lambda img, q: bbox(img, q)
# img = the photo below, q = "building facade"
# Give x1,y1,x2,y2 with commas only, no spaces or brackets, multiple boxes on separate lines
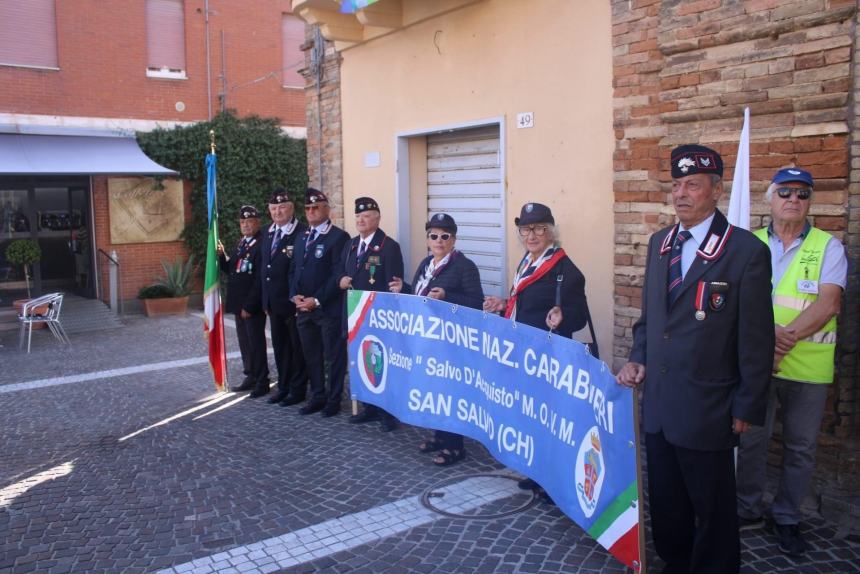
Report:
295,0,859,517
0,0,306,308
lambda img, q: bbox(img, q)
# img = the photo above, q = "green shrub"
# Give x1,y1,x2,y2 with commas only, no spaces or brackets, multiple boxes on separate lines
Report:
138,284,175,299
137,111,308,264
156,256,197,297
5,239,41,266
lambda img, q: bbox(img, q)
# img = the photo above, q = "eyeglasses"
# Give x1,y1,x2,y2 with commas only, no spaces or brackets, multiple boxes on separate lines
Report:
304,205,323,211
518,225,548,237
428,233,452,241
776,187,812,200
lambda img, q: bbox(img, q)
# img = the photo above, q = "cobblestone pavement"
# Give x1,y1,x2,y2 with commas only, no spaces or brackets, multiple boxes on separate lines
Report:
1,315,858,573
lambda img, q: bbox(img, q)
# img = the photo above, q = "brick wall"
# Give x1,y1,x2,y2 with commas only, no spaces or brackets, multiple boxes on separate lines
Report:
0,0,304,127
612,0,859,501
91,176,192,311
301,25,345,226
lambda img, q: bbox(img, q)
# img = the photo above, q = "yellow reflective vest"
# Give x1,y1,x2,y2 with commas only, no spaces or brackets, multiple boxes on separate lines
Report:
754,226,836,384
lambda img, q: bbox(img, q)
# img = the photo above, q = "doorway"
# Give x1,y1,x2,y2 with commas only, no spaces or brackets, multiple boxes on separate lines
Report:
0,176,93,305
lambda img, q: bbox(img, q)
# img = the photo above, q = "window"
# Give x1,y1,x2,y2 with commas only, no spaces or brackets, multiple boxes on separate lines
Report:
0,0,59,69
282,14,305,88
146,0,186,79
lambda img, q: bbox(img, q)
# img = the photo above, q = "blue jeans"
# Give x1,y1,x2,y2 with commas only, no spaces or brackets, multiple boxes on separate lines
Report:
736,377,829,525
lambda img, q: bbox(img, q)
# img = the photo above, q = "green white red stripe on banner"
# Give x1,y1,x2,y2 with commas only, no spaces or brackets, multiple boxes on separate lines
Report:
347,290,375,343
587,481,640,571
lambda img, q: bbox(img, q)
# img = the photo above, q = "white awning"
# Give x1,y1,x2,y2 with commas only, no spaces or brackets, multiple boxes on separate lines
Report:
0,133,177,175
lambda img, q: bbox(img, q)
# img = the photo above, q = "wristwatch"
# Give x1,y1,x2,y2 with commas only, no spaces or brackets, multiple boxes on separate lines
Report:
314,298,321,309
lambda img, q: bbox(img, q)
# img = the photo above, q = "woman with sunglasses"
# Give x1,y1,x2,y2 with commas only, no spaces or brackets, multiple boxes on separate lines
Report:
483,202,590,494
389,212,484,466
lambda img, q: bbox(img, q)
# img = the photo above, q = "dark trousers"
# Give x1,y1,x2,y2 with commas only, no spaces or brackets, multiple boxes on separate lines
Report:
296,310,346,408
363,403,398,424
434,430,463,451
234,312,269,385
646,431,739,574
269,311,307,399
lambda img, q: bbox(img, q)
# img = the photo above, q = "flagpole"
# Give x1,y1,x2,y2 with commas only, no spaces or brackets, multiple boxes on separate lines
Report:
633,390,647,574
204,130,229,393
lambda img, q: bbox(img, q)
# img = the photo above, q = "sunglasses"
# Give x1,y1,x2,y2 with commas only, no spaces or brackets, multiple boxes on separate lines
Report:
518,225,548,237
776,187,811,200
428,233,452,241
304,204,324,211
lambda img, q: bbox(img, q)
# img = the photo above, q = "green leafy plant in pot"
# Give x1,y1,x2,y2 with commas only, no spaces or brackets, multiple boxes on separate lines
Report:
138,256,197,316
5,239,42,298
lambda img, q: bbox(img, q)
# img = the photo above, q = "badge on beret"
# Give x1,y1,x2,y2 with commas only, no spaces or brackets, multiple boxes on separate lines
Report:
436,214,444,221
677,157,696,173
525,204,534,213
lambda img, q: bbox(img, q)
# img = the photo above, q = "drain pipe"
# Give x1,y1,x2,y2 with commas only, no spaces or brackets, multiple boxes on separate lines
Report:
204,0,212,120
312,26,325,190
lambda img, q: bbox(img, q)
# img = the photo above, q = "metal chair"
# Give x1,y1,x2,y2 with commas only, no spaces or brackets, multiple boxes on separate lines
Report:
18,292,71,353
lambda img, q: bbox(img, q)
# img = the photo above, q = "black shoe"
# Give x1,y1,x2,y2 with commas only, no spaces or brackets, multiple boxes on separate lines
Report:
518,478,539,490
348,410,380,424
249,384,270,399
380,418,399,432
279,395,305,407
321,404,341,417
230,378,256,392
775,523,807,556
738,515,765,531
267,392,289,404
299,401,326,415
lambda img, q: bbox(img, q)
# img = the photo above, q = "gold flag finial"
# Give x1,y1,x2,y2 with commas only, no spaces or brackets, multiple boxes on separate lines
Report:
209,130,216,154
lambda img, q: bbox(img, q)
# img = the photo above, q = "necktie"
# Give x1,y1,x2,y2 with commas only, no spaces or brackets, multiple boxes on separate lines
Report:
357,240,367,259
271,228,282,256
667,230,692,306
306,228,318,248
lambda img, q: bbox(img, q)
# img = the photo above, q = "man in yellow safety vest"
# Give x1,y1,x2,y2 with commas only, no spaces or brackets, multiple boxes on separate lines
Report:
735,167,848,557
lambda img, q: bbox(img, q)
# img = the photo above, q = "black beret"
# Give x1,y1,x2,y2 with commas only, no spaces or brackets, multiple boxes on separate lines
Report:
239,205,259,219
305,187,328,204
355,197,379,214
268,188,292,205
425,213,457,234
514,203,554,227
671,144,723,178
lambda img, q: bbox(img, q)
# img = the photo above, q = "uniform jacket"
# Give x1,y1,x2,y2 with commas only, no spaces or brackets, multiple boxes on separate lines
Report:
261,220,307,316
630,209,774,451
405,250,484,310
340,229,404,328
289,221,350,318
219,230,264,315
512,254,588,338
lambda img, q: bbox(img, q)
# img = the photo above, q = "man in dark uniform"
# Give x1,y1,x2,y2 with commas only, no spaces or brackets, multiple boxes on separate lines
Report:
338,197,405,431
290,188,350,417
617,144,774,574
218,205,269,397
261,189,308,405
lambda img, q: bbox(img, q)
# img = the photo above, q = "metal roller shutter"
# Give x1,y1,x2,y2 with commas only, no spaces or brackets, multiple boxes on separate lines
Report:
426,125,504,295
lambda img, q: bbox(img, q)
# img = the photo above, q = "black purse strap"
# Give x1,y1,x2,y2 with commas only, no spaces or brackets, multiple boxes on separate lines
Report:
552,260,599,360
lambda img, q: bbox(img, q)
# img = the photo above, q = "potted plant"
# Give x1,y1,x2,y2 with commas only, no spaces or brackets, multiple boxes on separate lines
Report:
138,255,196,316
5,239,41,299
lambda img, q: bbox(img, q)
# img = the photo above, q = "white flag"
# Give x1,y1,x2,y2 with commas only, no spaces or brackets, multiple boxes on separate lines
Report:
728,107,750,230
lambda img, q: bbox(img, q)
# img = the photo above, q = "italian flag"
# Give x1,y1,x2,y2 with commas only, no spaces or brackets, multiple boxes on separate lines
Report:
587,481,641,572
347,289,375,343
203,152,227,392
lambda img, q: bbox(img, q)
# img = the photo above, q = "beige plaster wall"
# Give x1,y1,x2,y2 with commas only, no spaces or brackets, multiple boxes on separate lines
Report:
339,0,615,355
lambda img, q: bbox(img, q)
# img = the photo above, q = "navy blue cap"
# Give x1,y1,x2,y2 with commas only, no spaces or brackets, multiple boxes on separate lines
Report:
425,213,457,234
239,205,259,219
268,188,292,205
355,197,379,214
671,144,723,178
772,168,814,187
305,187,328,205
515,203,554,226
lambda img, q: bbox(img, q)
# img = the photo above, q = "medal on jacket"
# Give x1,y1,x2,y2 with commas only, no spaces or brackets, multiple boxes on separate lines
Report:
694,280,708,321
367,255,380,285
